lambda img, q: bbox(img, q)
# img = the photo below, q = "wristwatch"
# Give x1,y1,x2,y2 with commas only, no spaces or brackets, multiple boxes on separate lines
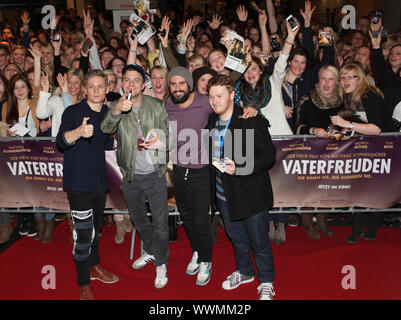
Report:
348,122,354,130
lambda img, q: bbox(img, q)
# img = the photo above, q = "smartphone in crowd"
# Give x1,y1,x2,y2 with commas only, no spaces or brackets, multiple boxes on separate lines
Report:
51,29,60,42
372,11,382,24
286,15,299,32
81,37,93,53
127,89,132,100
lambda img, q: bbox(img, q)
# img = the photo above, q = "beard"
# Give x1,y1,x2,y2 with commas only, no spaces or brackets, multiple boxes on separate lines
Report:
169,88,190,104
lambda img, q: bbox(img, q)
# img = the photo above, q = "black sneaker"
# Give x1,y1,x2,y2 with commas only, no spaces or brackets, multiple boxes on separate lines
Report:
19,219,29,236
362,227,378,241
27,221,37,237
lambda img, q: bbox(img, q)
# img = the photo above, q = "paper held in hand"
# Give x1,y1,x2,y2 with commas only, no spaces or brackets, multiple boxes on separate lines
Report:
129,5,155,45
220,29,250,73
9,123,30,137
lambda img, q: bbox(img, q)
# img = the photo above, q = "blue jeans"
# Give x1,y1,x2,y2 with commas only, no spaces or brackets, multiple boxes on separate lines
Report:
217,198,275,283
268,212,289,223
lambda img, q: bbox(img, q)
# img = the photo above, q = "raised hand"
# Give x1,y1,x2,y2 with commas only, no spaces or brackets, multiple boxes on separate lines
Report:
258,10,268,27
40,71,50,92
127,26,139,48
286,18,300,41
369,16,383,49
28,43,41,60
57,73,68,94
300,0,316,27
181,18,194,40
79,117,94,138
51,33,62,55
50,15,60,30
83,9,94,38
236,5,248,23
113,93,134,115
98,12,104,26
21,11,30,32
208,14,223,30
158,16,171,48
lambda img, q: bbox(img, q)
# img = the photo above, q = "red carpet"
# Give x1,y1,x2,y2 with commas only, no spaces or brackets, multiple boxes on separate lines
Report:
0,220,400,300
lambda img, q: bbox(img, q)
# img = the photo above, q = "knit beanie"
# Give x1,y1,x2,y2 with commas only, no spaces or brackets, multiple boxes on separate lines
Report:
192,67,217,91
168,66,193,91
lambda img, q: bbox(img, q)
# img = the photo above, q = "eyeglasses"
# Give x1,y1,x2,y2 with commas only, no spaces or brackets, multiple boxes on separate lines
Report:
112,63,125,68
107,80,116,84
339,75,358,81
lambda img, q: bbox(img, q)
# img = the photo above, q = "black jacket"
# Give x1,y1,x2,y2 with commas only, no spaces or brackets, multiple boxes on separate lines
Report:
206,104,276,221
372,48,401,132
56,100,114,193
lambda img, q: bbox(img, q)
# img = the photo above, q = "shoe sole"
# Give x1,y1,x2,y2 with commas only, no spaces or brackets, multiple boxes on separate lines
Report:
155,279,168,289
90,276,119,284
132,259,155,270
27,233,37,237
222,276,254,290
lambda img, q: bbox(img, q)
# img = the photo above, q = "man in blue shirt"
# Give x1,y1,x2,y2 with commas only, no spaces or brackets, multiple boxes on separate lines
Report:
56,70,118,300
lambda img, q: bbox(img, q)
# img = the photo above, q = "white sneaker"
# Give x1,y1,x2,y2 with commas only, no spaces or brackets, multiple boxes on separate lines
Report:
131,251,155,270
258,282,275,300
186,251,199,275
222,271,254,290
154,264,168,289
196,262,212,286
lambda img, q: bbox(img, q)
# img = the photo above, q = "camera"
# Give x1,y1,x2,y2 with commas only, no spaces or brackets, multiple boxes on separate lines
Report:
271,35,281,52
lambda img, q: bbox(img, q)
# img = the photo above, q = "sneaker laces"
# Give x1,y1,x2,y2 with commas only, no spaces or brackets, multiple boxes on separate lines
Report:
258,283,275,299
226,271,241,285
199,262,210,274
156,265,167,279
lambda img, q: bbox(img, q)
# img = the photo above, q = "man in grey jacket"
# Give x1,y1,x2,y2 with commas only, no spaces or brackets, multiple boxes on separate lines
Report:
101,64,170,289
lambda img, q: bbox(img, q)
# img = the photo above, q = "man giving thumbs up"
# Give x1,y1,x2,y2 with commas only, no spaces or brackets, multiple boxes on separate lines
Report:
56,70,118,300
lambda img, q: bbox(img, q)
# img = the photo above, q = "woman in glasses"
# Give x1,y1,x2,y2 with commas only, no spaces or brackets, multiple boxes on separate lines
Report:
107,57,126,94
331,62,384,244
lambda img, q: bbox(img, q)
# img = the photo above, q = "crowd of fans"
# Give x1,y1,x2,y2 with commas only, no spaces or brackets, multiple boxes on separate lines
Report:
0,0,400,247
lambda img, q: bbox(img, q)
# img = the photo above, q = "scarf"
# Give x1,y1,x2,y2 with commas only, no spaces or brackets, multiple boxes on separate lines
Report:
310,85,343,110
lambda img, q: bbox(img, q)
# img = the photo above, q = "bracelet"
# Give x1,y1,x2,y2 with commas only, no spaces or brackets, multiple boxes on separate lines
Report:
130,49,137,53
285,39,295,45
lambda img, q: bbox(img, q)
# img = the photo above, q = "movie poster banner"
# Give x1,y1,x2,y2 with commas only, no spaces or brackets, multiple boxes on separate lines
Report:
1,136,401,210
270,136,401,208
0,140,126,210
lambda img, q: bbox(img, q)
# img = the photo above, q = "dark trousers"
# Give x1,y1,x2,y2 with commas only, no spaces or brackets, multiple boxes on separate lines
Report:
67,190,105,287
122,173,169,266
217,198,275,283
173,165,213,262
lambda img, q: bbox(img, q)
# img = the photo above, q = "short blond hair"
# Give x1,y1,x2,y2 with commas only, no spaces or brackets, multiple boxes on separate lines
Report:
318,65,339,80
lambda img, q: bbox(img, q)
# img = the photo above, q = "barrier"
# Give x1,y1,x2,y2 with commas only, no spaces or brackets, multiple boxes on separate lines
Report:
1,134,401,214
